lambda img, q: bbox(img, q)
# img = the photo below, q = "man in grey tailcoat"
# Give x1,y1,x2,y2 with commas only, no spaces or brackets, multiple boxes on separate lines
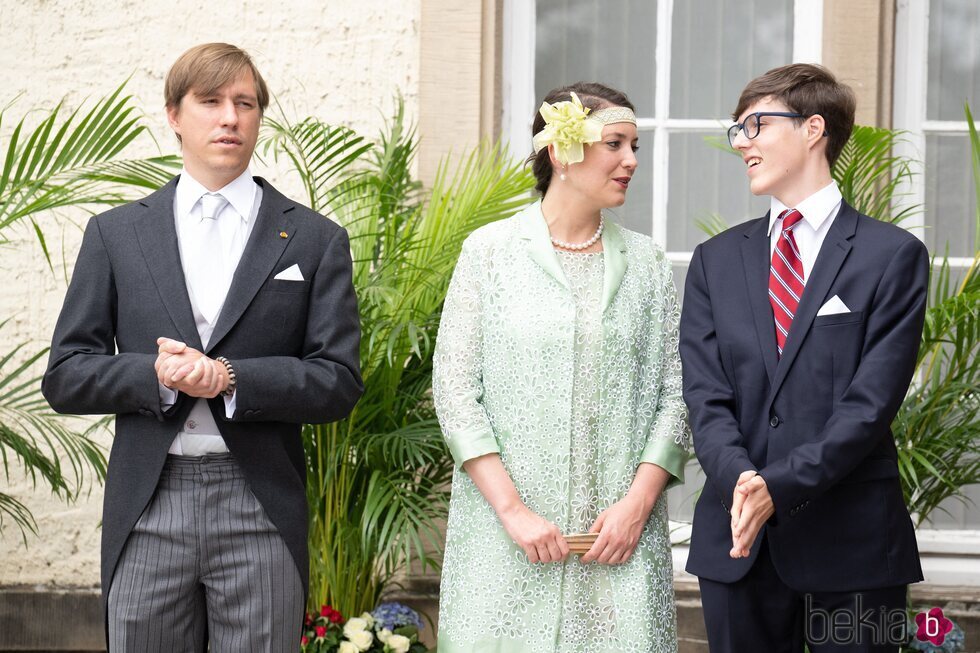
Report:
43,43,363,651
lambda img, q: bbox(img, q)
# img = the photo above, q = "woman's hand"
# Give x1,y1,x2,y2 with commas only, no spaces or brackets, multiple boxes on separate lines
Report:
498,503,569,564
581,494,651,565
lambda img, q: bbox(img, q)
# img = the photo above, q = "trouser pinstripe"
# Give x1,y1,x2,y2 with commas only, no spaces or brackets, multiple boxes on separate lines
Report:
107,453,304,652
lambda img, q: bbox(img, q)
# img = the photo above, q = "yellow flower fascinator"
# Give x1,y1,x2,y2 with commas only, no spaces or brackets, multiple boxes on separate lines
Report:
532,92,604,165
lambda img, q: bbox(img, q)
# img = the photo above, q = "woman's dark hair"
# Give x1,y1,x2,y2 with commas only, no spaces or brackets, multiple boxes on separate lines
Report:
527,82,634,195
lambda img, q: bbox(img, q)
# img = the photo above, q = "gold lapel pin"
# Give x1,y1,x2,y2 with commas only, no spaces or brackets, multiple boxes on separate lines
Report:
279,231,288,239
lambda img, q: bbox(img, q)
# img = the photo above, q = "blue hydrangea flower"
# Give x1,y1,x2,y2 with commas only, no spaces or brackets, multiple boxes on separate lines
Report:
372,602,424,632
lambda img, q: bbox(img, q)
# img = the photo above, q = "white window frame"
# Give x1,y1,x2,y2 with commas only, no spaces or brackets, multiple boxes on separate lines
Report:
894,0,978,269
502,0,824,267
893,0,980,558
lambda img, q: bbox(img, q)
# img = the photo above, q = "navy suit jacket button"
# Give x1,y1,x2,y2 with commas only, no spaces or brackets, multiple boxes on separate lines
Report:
769,416,780,428
138,408,152,417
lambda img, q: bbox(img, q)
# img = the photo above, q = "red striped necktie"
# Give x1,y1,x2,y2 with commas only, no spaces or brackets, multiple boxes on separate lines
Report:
769,209,805,357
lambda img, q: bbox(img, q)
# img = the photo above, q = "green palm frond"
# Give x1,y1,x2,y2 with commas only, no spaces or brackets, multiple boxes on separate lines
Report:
271,99,535,615
832,125,918,224
694,213,730,238
259,109,374,214
893,104,980,525
0,82,176,541
968,104,980,250
0,82,180,263
0,324,107,542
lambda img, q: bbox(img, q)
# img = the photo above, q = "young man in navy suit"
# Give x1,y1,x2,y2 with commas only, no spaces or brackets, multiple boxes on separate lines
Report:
680,64,927,652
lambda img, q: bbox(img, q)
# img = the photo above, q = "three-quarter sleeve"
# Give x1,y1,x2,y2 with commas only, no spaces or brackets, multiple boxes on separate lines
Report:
640,251,691,488
433,239,500,466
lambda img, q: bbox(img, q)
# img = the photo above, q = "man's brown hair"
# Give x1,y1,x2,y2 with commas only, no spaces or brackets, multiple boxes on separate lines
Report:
733,63,855,167
165,43,270,114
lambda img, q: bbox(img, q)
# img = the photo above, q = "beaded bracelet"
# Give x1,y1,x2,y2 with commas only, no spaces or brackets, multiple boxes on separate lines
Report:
216,356,237,397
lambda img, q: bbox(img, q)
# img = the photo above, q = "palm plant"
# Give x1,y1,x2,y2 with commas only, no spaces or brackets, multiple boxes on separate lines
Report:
0,83,180,539
262,102,536,616
894,106,980,525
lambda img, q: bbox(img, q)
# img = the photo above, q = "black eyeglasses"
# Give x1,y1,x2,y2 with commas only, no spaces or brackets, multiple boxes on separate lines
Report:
727,112,804,148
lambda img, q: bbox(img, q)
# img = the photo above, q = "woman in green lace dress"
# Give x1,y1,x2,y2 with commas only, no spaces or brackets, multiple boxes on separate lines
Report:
433,82,690,653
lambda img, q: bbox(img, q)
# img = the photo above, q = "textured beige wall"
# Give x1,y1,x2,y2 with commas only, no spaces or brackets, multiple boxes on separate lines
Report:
418,0,500,184
823,0,894,127
0,0,420,586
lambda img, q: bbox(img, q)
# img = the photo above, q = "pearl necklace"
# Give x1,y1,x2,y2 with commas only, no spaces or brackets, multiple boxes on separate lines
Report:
551,214,604,251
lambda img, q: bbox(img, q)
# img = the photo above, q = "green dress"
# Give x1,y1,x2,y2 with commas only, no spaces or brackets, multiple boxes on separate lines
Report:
433,202,689,653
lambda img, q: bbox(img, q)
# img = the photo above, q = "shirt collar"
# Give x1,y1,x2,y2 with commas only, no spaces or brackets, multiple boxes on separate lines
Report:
767,181,843,236
175,168,258,223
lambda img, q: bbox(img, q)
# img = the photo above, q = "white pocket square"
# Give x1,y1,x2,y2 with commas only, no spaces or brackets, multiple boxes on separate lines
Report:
817,294,850,316
273,264,305,281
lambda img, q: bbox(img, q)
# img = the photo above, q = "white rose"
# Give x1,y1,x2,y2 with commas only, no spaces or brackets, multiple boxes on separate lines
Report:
377,628,393,644
339,642,359,653
348,630,374,651
387,634,411,653
343,617,369,637
359,612,375,629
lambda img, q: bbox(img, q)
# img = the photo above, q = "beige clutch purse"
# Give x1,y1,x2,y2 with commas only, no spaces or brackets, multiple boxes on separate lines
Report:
565,533,598,555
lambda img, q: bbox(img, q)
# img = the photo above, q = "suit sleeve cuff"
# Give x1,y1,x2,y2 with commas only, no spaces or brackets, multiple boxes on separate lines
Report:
158,383,177,410
223,391,237,419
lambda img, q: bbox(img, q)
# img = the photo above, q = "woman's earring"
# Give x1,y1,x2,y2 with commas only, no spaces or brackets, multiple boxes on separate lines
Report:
559,166,567,181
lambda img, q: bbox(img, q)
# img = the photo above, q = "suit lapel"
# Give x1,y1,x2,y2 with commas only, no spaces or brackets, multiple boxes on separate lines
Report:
740,215,777,383
206,178,296,353
767,202,857,403
600,220,628,314
133,177,204,351
519,202,569,290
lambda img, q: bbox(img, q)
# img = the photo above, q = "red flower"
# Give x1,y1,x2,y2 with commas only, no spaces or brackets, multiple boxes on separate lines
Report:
328,610,343,624
315,625,327,639
320,605,333,617
305,612,313,626
915,607,954,646
300,635,310,646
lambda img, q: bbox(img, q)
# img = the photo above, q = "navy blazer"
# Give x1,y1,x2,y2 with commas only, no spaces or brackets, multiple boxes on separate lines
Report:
680,201,926,592
42,177,363,620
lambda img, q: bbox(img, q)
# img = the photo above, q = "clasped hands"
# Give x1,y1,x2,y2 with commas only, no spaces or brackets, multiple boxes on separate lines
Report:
499,493,650,566
154,337,229,399
729,470,775,559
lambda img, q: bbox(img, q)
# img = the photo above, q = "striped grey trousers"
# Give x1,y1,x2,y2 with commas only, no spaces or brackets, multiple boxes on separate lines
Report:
107,453,304,652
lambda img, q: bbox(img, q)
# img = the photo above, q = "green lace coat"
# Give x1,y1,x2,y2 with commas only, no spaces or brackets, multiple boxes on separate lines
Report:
433,202,690,652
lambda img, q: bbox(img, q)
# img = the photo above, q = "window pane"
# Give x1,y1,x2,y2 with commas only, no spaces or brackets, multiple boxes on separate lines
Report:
927,0,980,121
924,133,978,258
535,0,657,115
670,0,793,119
924,485,980,529
666,132,768,251
608,131,654,236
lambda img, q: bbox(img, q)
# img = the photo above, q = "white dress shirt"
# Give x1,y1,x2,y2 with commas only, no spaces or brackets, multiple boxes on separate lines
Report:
768,181,843,281
161,168,262,456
